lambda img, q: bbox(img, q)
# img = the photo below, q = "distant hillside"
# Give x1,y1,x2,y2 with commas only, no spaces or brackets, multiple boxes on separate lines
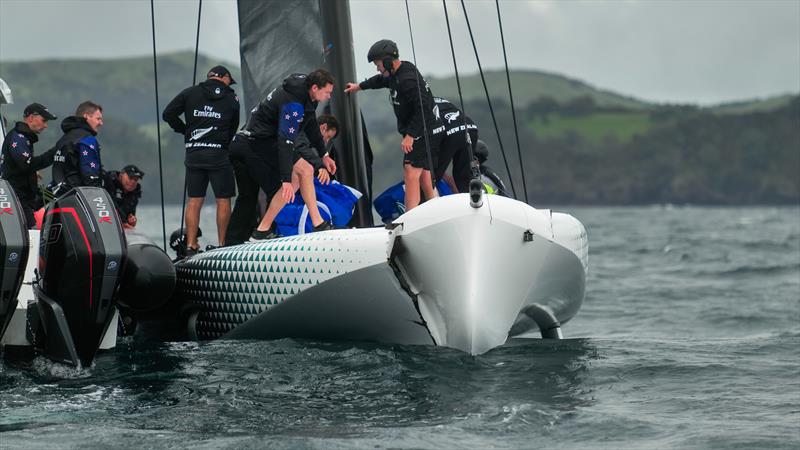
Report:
1,52,797,205
0,52,242,126
428,70,651,110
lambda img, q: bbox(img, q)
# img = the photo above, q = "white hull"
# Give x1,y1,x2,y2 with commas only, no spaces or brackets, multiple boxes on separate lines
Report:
176,194,588,355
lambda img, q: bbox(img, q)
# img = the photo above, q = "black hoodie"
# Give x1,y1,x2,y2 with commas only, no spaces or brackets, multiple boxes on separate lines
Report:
359,61,443,138
51,116,102,189
239,74,327,182
162,78,240,168
1,121,57,209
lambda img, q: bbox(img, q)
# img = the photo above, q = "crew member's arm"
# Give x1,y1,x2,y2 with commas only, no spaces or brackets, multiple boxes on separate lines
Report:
344,74,389,93
76,137,103,187
277,101,305,183
3,133,35,172
28,145,58,171
229,94,240,142
359,74,390,90
162,89,188,135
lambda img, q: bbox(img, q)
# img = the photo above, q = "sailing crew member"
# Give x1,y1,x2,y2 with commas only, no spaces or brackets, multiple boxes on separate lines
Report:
162,65,240,255
227,70,336,243
473,140,510,197
433,96,479,193
344,39,444,211
50,101,105,195
0,103,58,228
103,164,144,228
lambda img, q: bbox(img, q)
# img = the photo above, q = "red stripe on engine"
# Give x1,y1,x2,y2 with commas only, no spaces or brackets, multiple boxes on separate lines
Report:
47,208,93,308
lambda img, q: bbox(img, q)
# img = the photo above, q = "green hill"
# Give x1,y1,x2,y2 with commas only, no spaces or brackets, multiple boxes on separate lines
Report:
1,52,797,205
428,70,651,110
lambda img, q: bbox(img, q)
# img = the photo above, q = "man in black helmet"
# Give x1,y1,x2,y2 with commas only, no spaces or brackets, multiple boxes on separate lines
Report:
344,39,444,212
162,65,240,254
0,102,58,228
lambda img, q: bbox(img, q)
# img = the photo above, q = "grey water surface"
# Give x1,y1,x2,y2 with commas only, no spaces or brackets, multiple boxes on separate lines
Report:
1,206,798,449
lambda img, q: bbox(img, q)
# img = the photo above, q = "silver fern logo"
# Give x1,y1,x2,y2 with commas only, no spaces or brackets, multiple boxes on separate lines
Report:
190,126,215,141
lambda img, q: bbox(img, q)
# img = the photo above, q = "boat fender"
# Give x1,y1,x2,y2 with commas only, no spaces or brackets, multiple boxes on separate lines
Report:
0,180,29,342
117,243,176,313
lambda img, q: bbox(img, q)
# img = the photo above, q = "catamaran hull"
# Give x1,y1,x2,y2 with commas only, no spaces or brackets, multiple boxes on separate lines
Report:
174,194,588,355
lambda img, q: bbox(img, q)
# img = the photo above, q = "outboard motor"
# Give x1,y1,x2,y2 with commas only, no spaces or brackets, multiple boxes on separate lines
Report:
0,180,29,341
33,187,126,367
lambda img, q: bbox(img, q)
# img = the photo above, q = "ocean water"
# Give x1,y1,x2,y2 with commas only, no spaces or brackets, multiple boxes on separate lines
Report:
1,206,798,449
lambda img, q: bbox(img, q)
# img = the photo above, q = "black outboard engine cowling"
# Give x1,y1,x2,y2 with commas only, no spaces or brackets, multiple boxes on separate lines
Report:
0,180,29,342
35,187,126,367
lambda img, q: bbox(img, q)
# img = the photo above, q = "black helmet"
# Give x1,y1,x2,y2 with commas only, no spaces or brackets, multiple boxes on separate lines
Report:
367,39,399,63
169,227,202,256
473,140,489,164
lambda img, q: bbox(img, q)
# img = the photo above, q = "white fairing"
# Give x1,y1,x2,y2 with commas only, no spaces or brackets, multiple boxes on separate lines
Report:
391,194,587,354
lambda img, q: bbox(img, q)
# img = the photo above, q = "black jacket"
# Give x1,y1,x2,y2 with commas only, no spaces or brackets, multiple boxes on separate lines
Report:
162,79,240,168
0,122,56,209
360,61,443,138
103,170,141,219
51,116,103,191
433,97,477,137
239,74,327,181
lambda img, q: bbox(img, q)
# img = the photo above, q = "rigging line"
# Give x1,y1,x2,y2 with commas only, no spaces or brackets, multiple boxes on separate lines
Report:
150,0,167,251
179,0,203,243
459,0,517,200
404,0,436,192
442,0,479,181
495,0,528,204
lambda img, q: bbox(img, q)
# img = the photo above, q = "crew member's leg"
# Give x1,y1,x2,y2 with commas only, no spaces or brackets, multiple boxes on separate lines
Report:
403,163,422,211
184,167,209,251
293,158,327,228
420,169,437,201
208,163,236,246
452,128,477,193
227,138,260,245
249,144,283,241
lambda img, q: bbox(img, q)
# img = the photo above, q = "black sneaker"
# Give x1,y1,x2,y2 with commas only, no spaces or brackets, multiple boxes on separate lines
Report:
249,226,279,242
185,246,200,257
312,220,332,232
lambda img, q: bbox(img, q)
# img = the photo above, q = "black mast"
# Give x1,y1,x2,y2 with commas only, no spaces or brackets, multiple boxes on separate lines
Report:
319,0,374,227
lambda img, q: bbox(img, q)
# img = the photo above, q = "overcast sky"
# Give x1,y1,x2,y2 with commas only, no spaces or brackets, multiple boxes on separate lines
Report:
0,0,798,105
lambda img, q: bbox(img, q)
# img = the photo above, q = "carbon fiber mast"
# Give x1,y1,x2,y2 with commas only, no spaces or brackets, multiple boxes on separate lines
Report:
320,0,374,227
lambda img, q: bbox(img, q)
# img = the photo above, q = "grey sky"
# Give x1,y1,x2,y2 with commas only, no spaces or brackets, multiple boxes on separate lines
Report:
0,0,798,105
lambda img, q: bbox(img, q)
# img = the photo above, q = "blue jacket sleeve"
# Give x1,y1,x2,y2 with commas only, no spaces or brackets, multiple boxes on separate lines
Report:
277,101,304,182
77,136,103,187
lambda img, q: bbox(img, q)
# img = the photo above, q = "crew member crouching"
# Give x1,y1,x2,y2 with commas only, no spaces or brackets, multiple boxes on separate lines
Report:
104,164,144,228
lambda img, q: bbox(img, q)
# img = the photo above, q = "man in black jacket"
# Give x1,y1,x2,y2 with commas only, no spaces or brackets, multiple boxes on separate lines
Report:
50,101,105,194
163,65,240,253
345,39,444,211
433,96,479,193
227,69,336,243
0,103,58,228
103,164,144,228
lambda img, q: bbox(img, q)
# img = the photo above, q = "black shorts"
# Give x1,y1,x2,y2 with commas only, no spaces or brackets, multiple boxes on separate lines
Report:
228,136,282,198
436,126,478,191
186,165,236,198
403,126,444,170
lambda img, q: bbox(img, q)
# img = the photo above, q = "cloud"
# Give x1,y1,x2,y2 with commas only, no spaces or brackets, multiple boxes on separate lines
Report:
1,0,798,104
